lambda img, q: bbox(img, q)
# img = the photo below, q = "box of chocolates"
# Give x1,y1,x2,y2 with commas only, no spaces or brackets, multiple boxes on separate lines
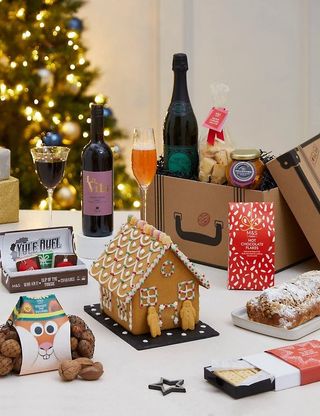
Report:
0,226,88,293
204,340,320,399
228,202,275,290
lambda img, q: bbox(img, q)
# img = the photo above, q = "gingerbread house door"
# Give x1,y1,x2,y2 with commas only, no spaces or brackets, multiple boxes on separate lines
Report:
158,301,179,329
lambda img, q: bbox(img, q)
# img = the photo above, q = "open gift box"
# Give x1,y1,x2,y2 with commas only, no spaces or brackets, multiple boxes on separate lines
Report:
146,174,313,271
0,226,88,293
204,340,320,399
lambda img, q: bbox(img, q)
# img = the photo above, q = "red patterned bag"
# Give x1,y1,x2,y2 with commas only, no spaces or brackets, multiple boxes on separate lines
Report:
228,202,275,290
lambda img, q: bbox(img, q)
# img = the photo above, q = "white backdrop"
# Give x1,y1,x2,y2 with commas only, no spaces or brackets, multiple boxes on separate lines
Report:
81,0,320,159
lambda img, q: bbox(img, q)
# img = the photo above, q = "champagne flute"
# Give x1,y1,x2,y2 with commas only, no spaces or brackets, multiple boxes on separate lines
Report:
132,128,157,221
30,146,70,226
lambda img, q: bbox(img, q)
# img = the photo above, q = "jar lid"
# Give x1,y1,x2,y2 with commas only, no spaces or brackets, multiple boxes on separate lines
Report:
231,149,261,160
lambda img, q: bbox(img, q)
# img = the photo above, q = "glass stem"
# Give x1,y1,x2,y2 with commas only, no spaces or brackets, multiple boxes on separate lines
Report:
140,186,148,221
47,188,54,227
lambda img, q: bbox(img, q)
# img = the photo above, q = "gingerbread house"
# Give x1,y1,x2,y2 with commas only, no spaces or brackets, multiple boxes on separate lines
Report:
90,216,210,336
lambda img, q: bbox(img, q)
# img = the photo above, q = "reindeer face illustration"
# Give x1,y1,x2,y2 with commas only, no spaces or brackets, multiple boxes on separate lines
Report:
18,317,66,361
12,296,71,375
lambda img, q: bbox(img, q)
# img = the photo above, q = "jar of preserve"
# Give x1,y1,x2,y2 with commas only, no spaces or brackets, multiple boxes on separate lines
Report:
226,149,264,189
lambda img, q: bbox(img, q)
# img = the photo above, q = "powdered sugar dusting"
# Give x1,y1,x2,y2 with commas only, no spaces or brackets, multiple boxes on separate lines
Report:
247,271,320,328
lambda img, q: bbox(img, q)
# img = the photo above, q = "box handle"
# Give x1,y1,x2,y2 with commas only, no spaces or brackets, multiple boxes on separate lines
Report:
174,212,223,246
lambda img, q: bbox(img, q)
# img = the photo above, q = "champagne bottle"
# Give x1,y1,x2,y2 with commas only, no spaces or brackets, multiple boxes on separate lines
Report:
163,53,198,178
81,104,113,237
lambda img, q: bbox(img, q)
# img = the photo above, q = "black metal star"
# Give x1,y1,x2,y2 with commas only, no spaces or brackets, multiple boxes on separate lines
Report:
148,378,186,396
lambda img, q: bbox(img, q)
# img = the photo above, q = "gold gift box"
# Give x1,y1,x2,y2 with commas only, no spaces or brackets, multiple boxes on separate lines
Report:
0,176,19,224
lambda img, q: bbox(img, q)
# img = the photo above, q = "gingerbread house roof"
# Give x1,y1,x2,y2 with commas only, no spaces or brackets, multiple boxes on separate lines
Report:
90,216,210,304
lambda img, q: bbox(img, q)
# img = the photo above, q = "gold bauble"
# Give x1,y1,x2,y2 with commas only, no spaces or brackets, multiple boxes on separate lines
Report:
61,121,81,141
55,184,77,208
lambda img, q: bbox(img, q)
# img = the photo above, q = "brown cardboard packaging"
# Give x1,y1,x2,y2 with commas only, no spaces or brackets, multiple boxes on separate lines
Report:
267,133,320,262
0,176,19,224
146,174,312,270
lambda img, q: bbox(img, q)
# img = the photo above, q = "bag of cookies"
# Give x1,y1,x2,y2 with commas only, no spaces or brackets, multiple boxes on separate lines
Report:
199,83,234,184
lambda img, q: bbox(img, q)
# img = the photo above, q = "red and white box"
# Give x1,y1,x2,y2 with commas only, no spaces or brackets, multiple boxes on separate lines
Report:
205,340,320,399
244,340,320,390
228,202,275,290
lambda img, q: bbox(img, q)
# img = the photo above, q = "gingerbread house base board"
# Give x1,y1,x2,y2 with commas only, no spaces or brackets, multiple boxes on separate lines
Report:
84,304,219,350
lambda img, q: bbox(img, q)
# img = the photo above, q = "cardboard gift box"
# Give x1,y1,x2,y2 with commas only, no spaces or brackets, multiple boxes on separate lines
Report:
268,133,320,263
0,176,19,224
0,226,88,293
8,294,71,375
146,174,312,271
205,339,320,399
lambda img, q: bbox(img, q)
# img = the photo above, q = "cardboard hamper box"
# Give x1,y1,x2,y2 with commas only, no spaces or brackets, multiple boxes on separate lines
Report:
0,226,88,293
268,132,320,264
146,174,313,271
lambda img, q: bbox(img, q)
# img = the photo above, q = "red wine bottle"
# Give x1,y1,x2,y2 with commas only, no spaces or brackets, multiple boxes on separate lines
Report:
163,53,198,178
81,104,113,237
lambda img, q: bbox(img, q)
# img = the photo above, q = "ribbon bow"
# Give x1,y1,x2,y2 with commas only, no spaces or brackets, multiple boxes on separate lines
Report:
207,129,225,145
240,216,262,231
39,253,52,266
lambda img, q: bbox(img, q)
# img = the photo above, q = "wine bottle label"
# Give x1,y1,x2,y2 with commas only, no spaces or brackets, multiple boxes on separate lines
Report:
169,101,192,116
229,161,256,187
164,145,198,177
82,170,113,216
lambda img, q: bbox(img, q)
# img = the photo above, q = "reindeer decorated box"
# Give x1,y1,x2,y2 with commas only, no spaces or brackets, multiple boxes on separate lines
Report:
146,174,313,271
0,227,88,293
8,294,71,375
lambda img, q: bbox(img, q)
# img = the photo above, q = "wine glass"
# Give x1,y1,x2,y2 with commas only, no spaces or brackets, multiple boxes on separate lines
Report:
131,128,157,221
30,146,70,226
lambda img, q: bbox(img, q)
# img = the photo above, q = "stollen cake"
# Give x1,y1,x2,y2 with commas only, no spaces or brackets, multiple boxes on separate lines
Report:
246,271,320,329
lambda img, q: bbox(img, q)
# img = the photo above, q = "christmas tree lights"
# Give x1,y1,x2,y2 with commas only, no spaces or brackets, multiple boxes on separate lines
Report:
0,0,139,210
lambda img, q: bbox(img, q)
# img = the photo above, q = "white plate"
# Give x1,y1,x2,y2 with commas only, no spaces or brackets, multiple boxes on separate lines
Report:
231,307,320,340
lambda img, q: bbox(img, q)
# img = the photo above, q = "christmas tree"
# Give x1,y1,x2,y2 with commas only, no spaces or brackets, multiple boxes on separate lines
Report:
0,0,139,210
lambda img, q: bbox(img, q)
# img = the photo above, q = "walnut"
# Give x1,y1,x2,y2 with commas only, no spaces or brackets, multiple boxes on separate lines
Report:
1,339,21,358
0,355,13,376
58,360,81,381
81,329,95,344
78,363,103,381
70,337,78,351
71,324,84,339
78,340,94,358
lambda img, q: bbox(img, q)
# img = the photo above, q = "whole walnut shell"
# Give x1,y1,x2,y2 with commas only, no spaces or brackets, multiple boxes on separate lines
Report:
59,360,81,381
5,330,19,342
0,333,5,348
1,339,21,358
71,324,84,339
78,340,94,358
69,315,86,331
81,329,95,344
78,363,103,381
0,355,13,376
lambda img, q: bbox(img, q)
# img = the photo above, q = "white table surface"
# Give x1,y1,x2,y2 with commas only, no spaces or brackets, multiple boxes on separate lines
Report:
0,210,319,416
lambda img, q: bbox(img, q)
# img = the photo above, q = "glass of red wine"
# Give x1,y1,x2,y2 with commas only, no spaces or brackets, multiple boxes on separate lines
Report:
30,146,70,225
